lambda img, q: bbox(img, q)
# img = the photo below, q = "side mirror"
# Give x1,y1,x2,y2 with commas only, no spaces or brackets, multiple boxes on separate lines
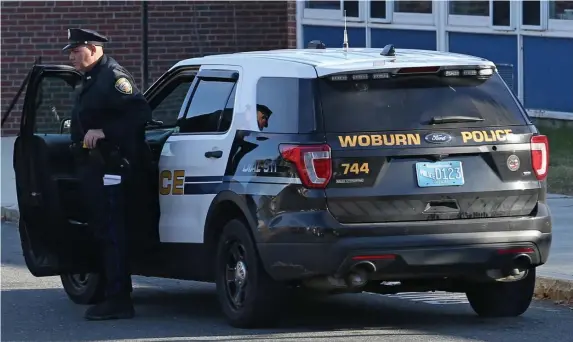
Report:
60,118,71,134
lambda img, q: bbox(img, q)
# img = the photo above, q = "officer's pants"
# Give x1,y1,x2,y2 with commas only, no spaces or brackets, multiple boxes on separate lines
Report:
78,163,132,298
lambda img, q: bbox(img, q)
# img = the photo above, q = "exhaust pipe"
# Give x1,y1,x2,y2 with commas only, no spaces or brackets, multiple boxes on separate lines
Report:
512,254,532,271
346,261,376,288
351,261,377,273
487,254,533,282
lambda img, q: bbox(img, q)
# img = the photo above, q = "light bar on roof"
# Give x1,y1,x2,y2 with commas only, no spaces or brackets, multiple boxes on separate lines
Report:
444,70,460,77
479,68,493,76
327,66,495,81
372,72,390,79
352,74,369,80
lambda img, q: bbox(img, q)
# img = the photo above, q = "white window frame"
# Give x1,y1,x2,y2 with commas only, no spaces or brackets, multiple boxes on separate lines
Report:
490,0,516,31
391,0,435,26
519,0,548,31
302,0,365,22
447,0,491,28
547,0,573,32
367,0,393,24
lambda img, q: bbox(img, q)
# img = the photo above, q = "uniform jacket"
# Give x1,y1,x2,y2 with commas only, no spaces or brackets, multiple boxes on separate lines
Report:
70,54,152,163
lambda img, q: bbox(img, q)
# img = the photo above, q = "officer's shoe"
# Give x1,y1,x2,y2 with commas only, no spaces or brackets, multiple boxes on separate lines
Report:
84,294,135,321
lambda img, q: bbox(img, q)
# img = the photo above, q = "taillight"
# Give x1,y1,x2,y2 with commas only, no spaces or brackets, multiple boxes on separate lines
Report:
279,144,332,189
397,66,440,74
530,135,549,180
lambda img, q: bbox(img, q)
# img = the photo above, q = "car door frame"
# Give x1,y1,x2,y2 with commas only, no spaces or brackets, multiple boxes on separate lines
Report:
157,64,242,245
14,64,87,277
13,63,200,277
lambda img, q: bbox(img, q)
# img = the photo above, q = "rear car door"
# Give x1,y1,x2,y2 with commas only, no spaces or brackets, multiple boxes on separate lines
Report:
317,66,548,225
158,66,240,243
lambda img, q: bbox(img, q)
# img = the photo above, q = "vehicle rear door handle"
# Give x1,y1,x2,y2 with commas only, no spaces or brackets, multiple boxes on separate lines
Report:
205,150,223,159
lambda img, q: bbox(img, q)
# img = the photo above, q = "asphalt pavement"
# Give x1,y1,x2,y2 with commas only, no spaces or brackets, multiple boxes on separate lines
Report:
2,222,572,342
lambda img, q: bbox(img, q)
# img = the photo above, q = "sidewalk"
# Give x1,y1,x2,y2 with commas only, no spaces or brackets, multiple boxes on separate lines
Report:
2,136,572,302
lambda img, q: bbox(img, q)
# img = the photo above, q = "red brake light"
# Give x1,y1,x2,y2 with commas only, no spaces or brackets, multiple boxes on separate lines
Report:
397,66,440,74
279,144,332,189
530,135,549,181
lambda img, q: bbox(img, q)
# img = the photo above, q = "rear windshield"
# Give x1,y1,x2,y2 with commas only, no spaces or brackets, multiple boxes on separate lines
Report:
318,73,528,133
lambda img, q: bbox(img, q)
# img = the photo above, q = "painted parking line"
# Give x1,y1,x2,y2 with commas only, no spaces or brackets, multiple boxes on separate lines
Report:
366,291,470,305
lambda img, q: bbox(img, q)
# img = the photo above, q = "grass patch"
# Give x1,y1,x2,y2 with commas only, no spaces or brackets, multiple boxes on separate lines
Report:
538,125,573,196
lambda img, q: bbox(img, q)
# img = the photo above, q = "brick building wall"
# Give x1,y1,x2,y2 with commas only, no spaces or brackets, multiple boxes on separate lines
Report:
0,0,297,136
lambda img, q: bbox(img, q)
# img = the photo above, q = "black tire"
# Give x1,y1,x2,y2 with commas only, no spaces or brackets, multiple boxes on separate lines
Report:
465,267,536,317
60,273,106,305
215,219,284,328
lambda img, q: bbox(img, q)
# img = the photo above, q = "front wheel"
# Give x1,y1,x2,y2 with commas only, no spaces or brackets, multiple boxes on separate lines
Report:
465,267,536,317
60,273,106,305
215,219,284,328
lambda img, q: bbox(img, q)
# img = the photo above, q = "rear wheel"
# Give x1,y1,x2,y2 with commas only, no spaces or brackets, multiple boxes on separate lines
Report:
60,273,106,305
215,219,284,328
465,267,536,317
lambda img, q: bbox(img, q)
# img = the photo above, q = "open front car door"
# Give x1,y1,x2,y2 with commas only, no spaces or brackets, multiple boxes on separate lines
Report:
12,64,103,277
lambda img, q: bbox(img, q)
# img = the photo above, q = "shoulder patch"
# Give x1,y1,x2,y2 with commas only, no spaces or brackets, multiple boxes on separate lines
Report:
114,77,133,95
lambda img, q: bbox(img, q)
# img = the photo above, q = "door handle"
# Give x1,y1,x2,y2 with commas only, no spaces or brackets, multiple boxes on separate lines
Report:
205,150,223,159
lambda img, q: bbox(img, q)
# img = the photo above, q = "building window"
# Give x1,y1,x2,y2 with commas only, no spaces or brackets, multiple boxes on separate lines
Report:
391,0,434,25
343,0,359,17
449,0,489,16
550,1,573,20
492,0,511,27
303,0,363,20
394,1,432,14
548,0,573,31
522,0,541,26
447,0,490,27
370,0,387,19
305,1,339,10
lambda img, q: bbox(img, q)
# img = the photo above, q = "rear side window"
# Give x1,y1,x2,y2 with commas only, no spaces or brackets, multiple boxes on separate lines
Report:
318,72,528,133
255,77,316,133
179,78,236,134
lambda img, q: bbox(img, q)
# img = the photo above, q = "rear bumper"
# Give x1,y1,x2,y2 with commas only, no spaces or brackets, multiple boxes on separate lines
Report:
257,203,552,281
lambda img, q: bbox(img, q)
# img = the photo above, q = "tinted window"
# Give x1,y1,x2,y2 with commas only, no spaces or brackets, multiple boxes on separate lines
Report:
219,84,236,132
34,76,77,134
153,78,193,127
318,73,528,133
179,78,236,133
255,77,315,133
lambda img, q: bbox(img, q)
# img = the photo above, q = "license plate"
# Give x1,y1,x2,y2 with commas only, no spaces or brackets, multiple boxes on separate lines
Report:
415,161,465,187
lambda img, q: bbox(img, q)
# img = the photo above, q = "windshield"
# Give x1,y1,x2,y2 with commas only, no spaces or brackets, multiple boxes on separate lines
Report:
318,73,528,133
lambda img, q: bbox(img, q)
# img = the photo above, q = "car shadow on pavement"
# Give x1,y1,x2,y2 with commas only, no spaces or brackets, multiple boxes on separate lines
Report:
1,285,548,342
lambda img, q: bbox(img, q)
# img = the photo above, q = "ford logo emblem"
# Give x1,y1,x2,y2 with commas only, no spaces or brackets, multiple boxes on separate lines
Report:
425,132,452,144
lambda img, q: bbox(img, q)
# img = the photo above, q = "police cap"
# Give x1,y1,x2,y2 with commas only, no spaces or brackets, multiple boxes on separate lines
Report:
62,28,108,51
256,104,272,117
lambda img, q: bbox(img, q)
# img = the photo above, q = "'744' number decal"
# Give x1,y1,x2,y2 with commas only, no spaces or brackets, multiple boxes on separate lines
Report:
340,162,370,175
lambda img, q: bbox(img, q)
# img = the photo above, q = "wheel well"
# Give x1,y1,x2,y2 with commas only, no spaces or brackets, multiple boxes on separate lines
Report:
204,200,251,261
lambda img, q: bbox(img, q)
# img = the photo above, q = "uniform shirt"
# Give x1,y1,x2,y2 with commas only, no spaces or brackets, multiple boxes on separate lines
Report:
70,54,151,160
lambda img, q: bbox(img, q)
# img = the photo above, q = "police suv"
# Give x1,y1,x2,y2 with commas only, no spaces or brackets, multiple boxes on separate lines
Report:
13,42,552,328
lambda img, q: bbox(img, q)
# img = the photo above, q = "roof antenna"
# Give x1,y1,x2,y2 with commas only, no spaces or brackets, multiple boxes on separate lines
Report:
343,10,349,52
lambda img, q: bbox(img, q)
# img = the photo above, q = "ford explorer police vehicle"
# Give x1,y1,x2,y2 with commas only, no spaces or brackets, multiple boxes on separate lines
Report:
12,42,551,328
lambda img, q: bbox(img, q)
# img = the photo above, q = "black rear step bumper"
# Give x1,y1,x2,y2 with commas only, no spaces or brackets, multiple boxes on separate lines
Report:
257,203,552,282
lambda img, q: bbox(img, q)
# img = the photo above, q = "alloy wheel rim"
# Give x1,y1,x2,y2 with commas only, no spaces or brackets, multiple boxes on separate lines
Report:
224,240,248,309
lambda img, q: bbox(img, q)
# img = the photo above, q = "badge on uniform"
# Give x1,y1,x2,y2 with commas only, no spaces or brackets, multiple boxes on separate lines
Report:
114,77,133,95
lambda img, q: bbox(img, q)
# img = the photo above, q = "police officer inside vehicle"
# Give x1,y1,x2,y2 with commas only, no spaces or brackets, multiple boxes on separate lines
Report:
63,28,152,320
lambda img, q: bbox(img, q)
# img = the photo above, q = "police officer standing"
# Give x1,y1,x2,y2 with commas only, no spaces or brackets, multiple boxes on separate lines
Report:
63,28,152,320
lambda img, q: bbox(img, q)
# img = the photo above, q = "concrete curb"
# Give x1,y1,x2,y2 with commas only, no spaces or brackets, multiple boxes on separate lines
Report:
534,276,573,304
